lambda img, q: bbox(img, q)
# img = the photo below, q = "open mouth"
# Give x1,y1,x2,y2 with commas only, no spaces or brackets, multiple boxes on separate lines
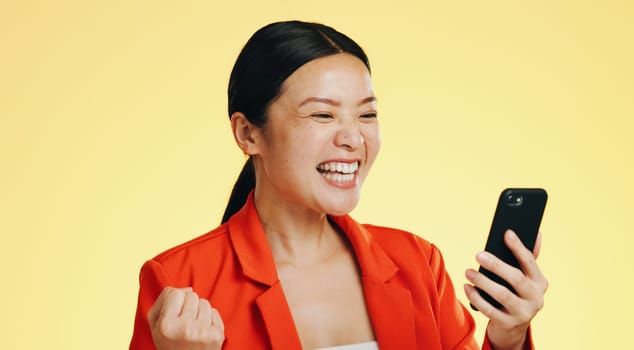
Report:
316,161,359,183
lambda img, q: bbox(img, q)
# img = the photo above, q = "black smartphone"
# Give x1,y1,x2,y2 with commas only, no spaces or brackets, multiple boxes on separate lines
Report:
472,188,548,310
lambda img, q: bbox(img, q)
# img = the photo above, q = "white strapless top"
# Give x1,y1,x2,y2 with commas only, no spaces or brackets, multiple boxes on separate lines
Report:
315,341,379,350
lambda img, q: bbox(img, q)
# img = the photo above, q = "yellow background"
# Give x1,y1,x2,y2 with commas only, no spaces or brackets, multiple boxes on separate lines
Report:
1,0,632,348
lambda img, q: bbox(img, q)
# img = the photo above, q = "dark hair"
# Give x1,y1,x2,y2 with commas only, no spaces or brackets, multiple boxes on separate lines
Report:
222,20,370,223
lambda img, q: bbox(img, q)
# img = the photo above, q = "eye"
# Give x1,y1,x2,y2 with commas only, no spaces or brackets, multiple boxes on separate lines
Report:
360,112,378,120
311,113,333,119
310,113,334,122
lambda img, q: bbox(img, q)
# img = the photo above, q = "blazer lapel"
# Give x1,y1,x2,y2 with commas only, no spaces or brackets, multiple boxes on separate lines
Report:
228,193,302,349
256,282,303,350
363,279,417,349
330,215,418,349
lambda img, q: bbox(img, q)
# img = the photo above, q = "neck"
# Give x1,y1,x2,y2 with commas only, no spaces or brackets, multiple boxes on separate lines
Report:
253,188,344,267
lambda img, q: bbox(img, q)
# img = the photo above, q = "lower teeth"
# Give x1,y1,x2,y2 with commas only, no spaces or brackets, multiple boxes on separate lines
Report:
321,172,354,182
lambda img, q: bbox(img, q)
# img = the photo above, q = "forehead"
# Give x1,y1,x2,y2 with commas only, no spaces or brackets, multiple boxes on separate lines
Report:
279,53,374,104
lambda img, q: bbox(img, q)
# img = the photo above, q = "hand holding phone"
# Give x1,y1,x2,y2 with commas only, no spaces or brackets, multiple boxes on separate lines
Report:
472,188,548,310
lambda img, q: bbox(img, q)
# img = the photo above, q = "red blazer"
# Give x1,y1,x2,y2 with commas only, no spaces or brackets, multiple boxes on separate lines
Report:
130,193,532,349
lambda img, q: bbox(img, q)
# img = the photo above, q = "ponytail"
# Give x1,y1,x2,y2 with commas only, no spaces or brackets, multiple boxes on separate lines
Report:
222,157,255,223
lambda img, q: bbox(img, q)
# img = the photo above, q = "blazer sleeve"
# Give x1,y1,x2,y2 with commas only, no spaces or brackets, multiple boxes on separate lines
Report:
481,326,534,350
129,259,176,350
428,244,534,350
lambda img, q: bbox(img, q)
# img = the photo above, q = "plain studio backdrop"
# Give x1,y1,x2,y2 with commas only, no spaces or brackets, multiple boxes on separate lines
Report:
1,1,632,348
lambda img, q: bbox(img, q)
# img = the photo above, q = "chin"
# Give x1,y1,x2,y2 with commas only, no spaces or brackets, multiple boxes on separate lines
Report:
321,195,360,216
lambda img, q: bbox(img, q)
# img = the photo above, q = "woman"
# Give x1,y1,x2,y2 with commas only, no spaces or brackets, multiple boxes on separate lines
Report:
130,20,547,350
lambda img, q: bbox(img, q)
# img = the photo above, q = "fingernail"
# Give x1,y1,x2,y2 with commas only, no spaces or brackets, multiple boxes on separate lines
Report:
476,252,490,264
465,269,476,280
506,229,517,240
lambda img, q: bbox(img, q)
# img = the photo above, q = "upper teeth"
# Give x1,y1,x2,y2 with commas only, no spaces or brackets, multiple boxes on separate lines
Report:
317,161,359,174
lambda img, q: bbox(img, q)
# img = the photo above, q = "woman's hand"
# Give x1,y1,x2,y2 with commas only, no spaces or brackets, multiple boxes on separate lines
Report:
464,230,548,350
148,287,225,350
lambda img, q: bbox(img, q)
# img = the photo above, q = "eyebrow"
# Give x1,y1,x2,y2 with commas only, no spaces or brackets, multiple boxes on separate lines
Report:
298,96,377,107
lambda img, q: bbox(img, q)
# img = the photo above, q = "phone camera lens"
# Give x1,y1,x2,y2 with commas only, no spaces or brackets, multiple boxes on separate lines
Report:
507,194,523,206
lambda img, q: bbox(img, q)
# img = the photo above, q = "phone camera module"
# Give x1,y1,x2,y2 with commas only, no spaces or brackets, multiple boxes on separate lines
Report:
507,194,523,206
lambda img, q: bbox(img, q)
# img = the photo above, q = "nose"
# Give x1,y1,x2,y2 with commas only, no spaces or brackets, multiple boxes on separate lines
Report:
334,121,364,150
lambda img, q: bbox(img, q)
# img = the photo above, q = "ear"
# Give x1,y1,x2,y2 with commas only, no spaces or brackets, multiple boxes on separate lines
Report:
231,112,263,155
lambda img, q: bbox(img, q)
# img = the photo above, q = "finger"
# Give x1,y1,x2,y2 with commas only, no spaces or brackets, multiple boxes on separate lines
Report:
197,298,212,325
463,283,511,323
180,290,200,318
533,231,543,259
161,288,187,319
148,287,173,325
465,267,523,311
210,307,225,333
504,230,543,281
475,250,532,296
476,249,544,302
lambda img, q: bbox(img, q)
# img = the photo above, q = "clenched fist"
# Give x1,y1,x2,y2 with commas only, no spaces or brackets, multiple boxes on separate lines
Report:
148,287,225,350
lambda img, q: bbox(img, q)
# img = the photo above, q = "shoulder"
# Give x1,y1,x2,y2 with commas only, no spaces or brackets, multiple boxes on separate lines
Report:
360,223,447,274
362,223,436,257
142,223,233,284
154,223,230,262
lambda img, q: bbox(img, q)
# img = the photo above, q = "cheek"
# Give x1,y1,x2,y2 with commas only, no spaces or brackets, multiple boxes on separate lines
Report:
364,125,381,159
292,124,330,152
272,126,319,167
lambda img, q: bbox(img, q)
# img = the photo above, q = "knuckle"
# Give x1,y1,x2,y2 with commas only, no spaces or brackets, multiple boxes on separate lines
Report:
507,270,525,287
170,288,184,298
200,298,211,308
542,277,550,292
536,296,545,311
480,302,496,317
208,331,225,344
165,287,181,297
182,321,202,341
157,319,175,337
518,308,533,323
496,287,515,305
518,244,533,258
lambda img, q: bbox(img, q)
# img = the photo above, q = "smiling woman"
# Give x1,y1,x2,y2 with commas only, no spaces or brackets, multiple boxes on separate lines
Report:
129,20,547,350
220,21,373,224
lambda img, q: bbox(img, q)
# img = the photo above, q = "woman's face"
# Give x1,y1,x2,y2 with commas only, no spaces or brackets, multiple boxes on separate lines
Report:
253,53,380,216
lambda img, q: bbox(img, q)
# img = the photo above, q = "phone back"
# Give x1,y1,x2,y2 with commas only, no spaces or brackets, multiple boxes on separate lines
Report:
485,188,547,267
478,188,548,309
